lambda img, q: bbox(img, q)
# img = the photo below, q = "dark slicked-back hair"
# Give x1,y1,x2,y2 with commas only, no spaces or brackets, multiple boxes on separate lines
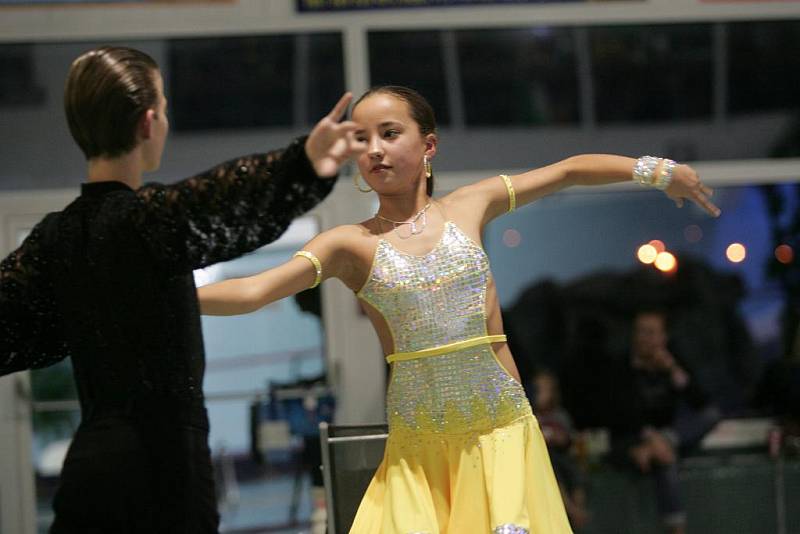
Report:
354,86,437,196
64,46,159,160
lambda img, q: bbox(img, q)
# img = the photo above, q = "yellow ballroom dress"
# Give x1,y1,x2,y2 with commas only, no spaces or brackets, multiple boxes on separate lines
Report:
350,221,572,534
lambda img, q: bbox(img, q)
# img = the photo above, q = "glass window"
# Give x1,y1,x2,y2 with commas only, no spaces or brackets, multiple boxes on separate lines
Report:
457,27,580,126
197,216,327,530
307,33,346,124
197,217,327,455
31,363,80,532
485,184,781,417
0,44,45,107
168,32,345,130
169,35,294,130
728,20,800,116
590,24,713,123
368,31,451,125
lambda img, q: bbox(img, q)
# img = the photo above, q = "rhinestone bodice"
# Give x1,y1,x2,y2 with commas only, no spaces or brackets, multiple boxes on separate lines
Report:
358,222,530,435
358,221,489,353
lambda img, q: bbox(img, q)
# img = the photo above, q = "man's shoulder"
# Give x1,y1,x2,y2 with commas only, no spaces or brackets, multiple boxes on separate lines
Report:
54,189,143,236
31,210,64,237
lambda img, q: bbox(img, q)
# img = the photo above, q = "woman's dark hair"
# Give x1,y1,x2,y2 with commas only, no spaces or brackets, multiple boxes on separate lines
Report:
354,86,437,195
64,46,159,160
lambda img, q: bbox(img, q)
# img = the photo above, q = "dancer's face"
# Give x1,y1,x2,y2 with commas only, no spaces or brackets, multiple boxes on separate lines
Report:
352,93,435,195
141,70,169,172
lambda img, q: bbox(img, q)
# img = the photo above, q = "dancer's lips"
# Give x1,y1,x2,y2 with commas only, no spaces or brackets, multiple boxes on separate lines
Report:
370,164,391,173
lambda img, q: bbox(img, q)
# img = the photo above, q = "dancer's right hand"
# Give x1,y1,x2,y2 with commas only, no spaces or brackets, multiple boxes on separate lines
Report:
665,163,721,217
305,92,367,177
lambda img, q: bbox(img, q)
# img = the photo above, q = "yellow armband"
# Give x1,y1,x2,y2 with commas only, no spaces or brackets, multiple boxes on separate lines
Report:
500,174,516,213
294,251,322,289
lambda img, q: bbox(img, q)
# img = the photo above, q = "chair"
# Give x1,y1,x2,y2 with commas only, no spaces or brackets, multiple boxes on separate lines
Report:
319,423,389,534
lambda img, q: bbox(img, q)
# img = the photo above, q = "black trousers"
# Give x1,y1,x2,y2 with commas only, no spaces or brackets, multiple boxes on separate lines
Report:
50,416,219,534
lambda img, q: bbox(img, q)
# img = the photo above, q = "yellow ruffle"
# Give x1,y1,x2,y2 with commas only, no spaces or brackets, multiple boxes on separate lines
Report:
349,414,573,534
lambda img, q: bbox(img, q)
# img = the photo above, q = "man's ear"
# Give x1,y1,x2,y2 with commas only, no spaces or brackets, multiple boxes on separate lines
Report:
139,109,156,140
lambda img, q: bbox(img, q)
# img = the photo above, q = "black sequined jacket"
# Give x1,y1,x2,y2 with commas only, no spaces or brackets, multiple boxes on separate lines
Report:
0,138,334,531
0,136,332,425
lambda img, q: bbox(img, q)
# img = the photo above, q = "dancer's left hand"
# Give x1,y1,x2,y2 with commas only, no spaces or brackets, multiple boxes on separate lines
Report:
665,164,721,217
305,92,367,177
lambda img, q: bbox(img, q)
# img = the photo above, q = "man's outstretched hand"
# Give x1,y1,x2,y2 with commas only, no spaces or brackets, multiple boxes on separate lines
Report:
305,92,366,177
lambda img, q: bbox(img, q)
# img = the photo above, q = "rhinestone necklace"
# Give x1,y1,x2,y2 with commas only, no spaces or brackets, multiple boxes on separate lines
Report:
375,202,432,238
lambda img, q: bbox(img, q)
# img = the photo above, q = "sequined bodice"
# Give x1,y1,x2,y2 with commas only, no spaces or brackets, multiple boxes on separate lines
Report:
358,221,489,352
358,222,530,436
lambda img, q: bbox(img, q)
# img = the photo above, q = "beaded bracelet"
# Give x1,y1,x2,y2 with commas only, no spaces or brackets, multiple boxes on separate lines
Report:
633,156,660,186
653,158,676,190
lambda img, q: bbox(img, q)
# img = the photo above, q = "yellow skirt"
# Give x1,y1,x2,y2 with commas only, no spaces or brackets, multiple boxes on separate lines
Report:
349,413,573,534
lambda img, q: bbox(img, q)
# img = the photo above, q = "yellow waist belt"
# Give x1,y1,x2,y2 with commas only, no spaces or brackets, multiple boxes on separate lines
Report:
385,334,507,364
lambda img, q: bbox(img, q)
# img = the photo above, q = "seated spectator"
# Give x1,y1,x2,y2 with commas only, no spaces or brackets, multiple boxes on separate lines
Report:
533,370,589,529
755,323,800,458
608,309,720,534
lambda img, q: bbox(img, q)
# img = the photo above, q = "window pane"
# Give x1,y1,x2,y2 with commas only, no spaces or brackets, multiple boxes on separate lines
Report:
0,44,45,107
457,27,579,126
307,33,345,124
169,35,295,130
728,20,800,115
590,24,713,123
368,31,450,125
484,184,779,418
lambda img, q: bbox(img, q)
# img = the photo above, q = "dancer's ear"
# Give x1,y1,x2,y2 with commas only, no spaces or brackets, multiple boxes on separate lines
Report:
424,133,438,158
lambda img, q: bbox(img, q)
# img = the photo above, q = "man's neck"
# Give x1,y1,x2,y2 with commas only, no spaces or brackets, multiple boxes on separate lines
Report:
87,151,144,190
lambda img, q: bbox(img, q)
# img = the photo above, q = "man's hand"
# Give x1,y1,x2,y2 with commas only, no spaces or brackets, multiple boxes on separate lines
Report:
305,92,367,177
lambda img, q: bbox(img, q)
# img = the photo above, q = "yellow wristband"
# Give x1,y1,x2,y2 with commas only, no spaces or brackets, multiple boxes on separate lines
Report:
500,174,516,213
294,251,322,289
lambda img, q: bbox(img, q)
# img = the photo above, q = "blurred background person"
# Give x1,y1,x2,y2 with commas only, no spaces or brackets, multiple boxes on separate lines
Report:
608,309,720,534
532,369,589,530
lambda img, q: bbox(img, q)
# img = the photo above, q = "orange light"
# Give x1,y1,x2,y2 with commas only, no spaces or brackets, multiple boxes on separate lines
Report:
502,228,521,248
648,240,666,253
775,244,794,264
684,225,703,243
654,251,677,272
726,243,746,263
637,244,658,264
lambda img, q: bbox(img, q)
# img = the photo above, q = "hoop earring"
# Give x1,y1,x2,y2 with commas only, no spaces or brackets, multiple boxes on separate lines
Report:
424,155,432,179
353,174,373,193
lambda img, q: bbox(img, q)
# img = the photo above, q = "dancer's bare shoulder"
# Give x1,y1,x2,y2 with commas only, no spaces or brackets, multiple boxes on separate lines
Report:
310,223,381,292
438,183,494,238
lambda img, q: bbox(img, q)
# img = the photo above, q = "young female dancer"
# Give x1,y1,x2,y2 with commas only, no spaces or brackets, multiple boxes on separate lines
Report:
198,86,720,534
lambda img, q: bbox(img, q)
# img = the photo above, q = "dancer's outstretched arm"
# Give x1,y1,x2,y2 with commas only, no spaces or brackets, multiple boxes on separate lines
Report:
198,228,347,316
455,155,721,226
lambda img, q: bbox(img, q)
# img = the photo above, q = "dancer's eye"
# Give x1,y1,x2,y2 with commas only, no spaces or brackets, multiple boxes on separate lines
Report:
383,130,399,139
